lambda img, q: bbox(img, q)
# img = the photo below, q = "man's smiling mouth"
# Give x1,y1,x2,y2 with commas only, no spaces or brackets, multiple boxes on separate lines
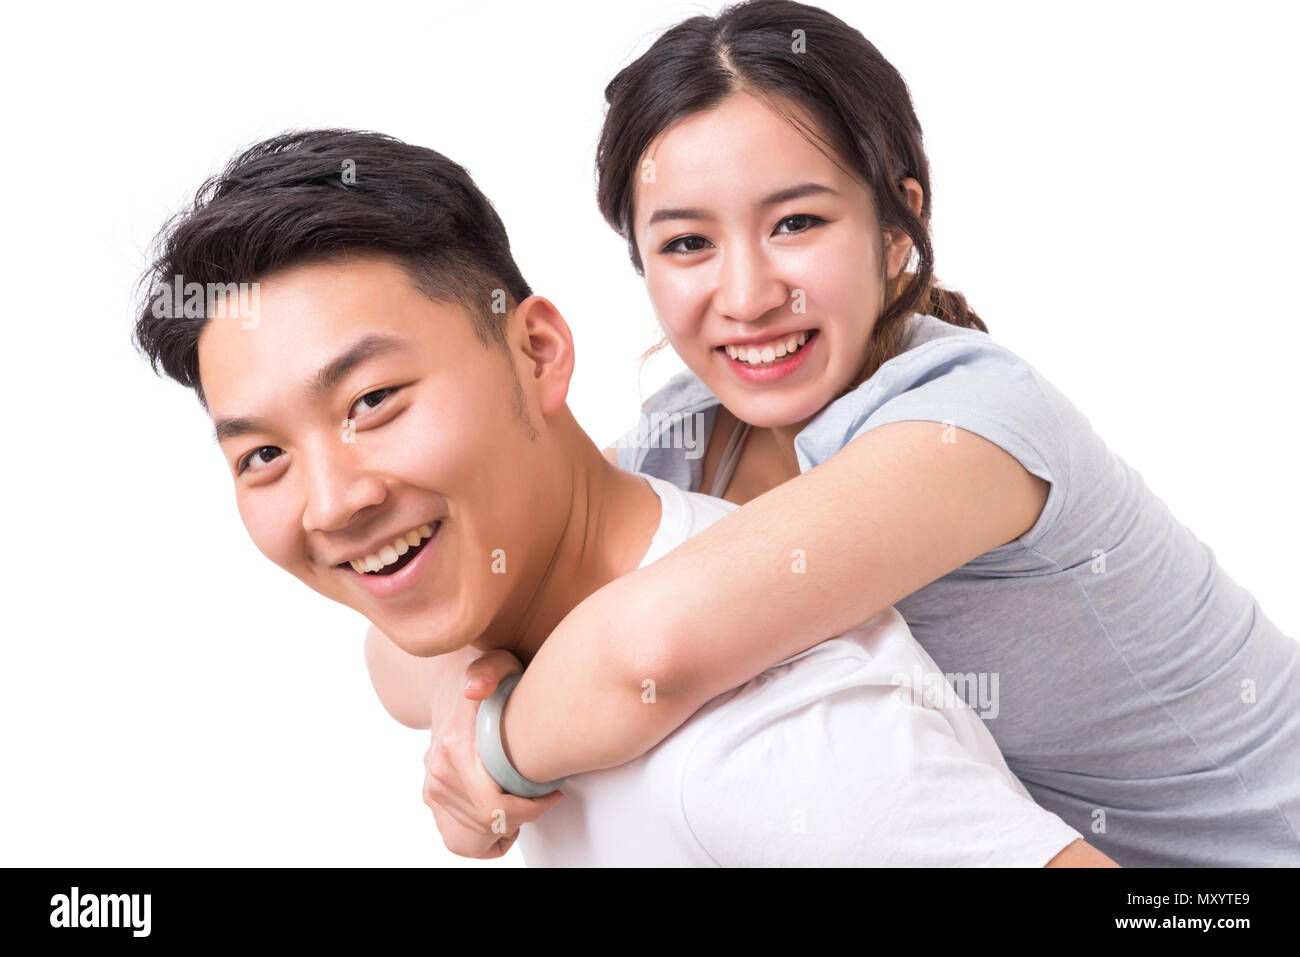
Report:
337,520,440,575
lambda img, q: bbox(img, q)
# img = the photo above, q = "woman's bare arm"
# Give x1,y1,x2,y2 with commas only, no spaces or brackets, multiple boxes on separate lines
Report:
500,419,1050,782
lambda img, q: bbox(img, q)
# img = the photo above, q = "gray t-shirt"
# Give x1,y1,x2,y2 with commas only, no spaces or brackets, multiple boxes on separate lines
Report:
617,311,1300,866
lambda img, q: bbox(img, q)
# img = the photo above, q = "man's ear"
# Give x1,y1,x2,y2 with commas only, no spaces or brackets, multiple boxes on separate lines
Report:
513,295,574,417
884,177,925,280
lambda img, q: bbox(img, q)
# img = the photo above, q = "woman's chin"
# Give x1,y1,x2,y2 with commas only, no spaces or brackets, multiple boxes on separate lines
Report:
719,388,838,431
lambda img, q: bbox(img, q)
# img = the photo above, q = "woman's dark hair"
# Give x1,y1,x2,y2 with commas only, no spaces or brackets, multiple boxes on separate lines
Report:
595,0,985,387
132,129,532,410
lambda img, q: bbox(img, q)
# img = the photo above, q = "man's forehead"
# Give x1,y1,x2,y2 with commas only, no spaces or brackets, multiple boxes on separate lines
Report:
207,331,416,442
198,259,459,435
199,256,469,385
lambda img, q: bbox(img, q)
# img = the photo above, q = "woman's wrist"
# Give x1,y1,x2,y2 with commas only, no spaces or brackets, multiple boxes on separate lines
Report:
500,573,701,780
476,673,565,797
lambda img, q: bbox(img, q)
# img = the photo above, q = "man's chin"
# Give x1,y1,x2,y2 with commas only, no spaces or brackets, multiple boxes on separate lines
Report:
367,616,472,658
302,574,473,656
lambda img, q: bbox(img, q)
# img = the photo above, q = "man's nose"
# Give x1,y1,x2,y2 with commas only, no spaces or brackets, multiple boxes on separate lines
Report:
713,240,789,323
299,435,387,536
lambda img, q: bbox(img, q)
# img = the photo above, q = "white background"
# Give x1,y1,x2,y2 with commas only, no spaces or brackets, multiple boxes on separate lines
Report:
1,0,1296,867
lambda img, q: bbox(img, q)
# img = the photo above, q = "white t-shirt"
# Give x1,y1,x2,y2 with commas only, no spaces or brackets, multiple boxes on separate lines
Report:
515,474,1083,866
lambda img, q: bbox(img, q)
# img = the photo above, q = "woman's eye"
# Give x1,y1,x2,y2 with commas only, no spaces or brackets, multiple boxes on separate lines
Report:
774,214,826,235
662,235,712,255
238,446,283,475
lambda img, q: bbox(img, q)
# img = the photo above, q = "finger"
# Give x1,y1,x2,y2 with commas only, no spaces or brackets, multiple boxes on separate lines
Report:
428,767,522,834
482,830,520,859
443,829,498,860
486,789,564,825
461,650,524,698
464,745,564,817
425,767,491,824
426,774,490,824
432,797,491,836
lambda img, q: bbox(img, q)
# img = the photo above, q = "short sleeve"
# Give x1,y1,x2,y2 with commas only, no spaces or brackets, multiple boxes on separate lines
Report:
795,329,1072,552
679,643,1083,867
612,369,721,492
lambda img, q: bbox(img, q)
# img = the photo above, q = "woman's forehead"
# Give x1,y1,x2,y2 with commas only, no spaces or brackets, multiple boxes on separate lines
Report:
633,91,862,219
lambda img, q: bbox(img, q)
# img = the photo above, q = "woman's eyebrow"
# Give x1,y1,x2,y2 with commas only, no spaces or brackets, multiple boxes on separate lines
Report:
647,205,708,226
758,182,839,206
212,332,409,443
645,182,839,226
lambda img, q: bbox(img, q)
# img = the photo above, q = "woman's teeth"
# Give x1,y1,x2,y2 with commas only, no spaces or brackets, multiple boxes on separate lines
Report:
724,331,810,366
349,523,437,574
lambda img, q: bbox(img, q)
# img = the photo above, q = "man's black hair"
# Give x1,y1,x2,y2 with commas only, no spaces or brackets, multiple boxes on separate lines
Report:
132,129,532,410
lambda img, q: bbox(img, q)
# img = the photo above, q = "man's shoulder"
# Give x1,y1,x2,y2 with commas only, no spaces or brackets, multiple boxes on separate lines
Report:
668,609,940,864
677,607,926,754
669,609,1070,866
635,473,737,567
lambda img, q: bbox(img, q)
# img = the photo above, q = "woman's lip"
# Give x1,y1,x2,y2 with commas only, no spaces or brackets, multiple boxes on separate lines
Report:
341,521,441,599
718,329,818,382
719,328,816,350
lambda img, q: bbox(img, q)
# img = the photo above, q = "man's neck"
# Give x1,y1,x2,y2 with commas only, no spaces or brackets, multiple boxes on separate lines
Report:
471,426,661,666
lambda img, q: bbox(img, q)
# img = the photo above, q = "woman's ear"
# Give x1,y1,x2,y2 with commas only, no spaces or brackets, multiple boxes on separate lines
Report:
884,177,925,280
899,176,924,218
513,295,574,417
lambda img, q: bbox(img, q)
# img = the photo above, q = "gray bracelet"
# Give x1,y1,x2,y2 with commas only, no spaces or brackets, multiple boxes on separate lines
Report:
475,672,566,797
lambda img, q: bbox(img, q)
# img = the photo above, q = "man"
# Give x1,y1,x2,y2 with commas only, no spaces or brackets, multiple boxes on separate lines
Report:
133,129,1112,866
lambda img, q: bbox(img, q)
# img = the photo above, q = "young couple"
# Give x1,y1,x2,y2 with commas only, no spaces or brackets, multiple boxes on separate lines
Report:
134,0,1300,867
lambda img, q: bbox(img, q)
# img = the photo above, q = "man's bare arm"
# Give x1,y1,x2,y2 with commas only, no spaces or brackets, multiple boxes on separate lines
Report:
1045,839,1120,867
363,624,481,730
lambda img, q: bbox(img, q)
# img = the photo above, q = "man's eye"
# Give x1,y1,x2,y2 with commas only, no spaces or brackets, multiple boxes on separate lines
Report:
238,446,283,474
351,390,400,418
350,387,394,417
662,235,712,255
235,389,399,477
774,214,826,234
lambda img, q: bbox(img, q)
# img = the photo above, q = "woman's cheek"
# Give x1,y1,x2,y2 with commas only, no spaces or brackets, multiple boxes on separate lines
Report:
810,244,880,331
648,266,708,341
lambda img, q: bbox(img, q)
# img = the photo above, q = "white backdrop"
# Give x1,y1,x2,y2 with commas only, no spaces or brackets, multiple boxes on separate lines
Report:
1,0,1296,867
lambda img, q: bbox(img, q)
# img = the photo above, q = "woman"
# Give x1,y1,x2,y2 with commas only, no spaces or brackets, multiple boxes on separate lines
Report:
412,0,1300,866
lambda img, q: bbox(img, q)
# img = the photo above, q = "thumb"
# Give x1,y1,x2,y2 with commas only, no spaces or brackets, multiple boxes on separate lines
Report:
462,648,524,699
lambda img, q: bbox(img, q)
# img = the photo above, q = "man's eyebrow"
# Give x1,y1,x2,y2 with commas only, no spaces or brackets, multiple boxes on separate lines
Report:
212,333,409,443
644,183,839,226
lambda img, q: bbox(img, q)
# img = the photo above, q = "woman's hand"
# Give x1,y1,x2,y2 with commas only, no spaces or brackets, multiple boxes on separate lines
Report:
422,649,564,858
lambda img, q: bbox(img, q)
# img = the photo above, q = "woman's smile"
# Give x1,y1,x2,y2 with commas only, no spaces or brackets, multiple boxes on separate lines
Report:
718,327,819,382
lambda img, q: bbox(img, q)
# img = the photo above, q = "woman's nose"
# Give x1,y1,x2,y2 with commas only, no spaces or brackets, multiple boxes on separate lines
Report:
713,242,789,323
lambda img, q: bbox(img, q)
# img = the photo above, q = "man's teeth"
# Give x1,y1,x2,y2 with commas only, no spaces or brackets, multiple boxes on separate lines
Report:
348,523,436,574
724,331,810,365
